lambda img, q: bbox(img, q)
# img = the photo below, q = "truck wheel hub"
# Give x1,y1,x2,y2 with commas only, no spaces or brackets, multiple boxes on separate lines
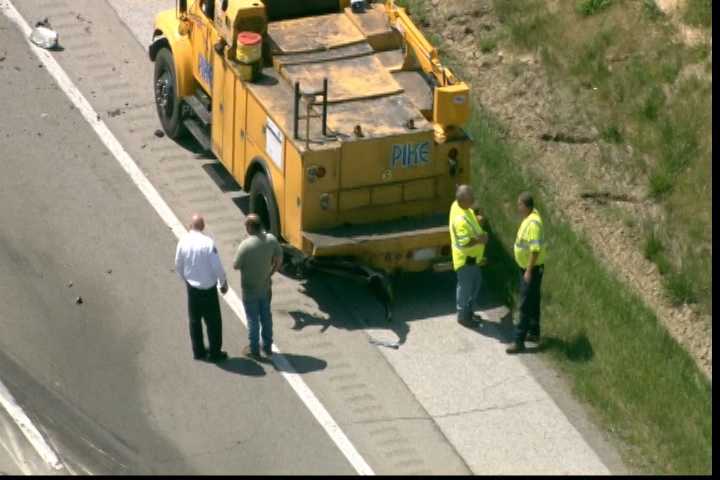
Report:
155,73,173,115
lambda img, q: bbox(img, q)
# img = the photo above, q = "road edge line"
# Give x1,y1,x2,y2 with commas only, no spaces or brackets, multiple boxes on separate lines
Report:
0,0,374,475
0,381,63,471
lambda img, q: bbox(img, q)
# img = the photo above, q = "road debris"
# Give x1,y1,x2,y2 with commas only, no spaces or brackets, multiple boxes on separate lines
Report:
67,281,73,288
154,129,165,138
580,191,637,204
369,338,400,349
75,296,83,305
107,108,123,118
29,19,59,50
105,269,113,275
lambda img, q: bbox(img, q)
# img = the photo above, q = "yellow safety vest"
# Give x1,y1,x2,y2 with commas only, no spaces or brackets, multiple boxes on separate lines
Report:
514,209,546,269
449,201,486,271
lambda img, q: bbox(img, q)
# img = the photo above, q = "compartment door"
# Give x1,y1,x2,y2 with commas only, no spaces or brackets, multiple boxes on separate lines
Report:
221,63,235,175
211,48,225,160
233,79,248,181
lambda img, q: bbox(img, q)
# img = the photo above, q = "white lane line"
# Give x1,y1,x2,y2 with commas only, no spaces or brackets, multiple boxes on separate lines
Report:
0,381,63,471
0,0,374,475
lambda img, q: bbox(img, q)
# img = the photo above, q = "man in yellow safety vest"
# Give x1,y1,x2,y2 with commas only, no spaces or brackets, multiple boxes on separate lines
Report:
449,185,488,327
507,192,546,354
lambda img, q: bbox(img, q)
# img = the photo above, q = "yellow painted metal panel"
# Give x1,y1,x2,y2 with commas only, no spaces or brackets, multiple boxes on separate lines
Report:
433,83,471,127
233,78,248,181
187,2,212,94
211,49,225,159
245,94,266,150
153,10,196,97
403,178,435,202
371,184,402,205
222,63,236,175
339,132,435,189
283,144,303,246
303,148,341,191
340,189,371,210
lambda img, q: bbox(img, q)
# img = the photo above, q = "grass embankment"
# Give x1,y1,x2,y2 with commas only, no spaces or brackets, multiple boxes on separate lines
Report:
397,0,712,474
492,0,712,314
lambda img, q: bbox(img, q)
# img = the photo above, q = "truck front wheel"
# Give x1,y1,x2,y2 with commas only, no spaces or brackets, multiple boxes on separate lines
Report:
249,173,281,239
153,48,186,139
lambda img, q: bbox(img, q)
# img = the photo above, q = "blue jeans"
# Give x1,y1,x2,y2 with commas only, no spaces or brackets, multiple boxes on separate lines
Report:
514,266,544,344
243,295,273,355
456,264,483,322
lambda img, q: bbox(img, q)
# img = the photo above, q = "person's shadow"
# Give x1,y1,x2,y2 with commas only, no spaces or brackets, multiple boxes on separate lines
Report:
271,352,328,374
217,357,266,376
218,352,328,376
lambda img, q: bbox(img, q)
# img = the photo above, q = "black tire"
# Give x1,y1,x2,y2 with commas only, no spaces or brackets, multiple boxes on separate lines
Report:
153,48,186,139
249,173,281,239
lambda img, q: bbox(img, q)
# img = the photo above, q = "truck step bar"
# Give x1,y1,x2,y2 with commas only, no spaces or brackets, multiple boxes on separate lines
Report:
184,95,211,127
183,118,212,152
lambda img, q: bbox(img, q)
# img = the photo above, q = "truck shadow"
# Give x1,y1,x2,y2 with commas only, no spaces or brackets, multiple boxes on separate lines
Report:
279,218,536,352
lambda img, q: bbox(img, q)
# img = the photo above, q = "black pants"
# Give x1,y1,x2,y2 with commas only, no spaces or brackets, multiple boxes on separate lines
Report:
514,265,544,344
186,283,222,357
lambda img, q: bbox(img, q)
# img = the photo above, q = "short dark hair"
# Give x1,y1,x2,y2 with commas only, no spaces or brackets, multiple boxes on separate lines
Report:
518,192,534,210
245,214,262,234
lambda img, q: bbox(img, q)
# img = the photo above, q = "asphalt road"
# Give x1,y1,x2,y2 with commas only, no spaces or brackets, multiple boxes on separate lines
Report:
0,0,627,475
0,10,354,474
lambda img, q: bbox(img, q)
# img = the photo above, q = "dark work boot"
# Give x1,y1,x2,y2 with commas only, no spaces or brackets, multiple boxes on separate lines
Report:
506,342,526,354
457,311,475,327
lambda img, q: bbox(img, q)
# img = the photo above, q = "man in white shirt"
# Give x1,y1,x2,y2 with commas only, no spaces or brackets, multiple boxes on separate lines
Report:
175,213,229,362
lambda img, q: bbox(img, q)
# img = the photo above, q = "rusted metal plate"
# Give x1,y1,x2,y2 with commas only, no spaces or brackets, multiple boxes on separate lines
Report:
267,13,366,54
344,3,392,37
242,68,331,149
281,54,404,103
273,42,374,69
326,94,431,139
343,4,402,51
376,49,404,72
393,71,434,112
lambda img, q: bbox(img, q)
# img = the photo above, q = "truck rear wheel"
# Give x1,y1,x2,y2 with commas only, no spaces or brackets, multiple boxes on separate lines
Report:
153,48,186,139
249,173,281,239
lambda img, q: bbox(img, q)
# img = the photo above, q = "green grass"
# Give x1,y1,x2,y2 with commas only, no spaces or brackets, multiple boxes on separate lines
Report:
490,0,712,316
494,0,553,50
467,102,711,475
664,271,697,306
642,0,665,20
398,0,712,473
468,102,711,476
600,125,623,144
683,0,712,28
576,0,613,16
479,37,498,53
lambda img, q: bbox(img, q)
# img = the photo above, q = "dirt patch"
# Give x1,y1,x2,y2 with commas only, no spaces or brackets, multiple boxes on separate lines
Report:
655,0,708,45
420,0,711,377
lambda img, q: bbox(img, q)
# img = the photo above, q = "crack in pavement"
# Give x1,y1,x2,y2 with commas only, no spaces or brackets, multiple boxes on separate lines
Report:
349,398,543,426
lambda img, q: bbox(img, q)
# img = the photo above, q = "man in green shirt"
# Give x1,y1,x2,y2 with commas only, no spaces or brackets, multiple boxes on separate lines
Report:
233,214,283,359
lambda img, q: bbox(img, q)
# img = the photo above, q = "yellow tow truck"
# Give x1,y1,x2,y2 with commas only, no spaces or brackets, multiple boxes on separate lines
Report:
149,0,473,319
